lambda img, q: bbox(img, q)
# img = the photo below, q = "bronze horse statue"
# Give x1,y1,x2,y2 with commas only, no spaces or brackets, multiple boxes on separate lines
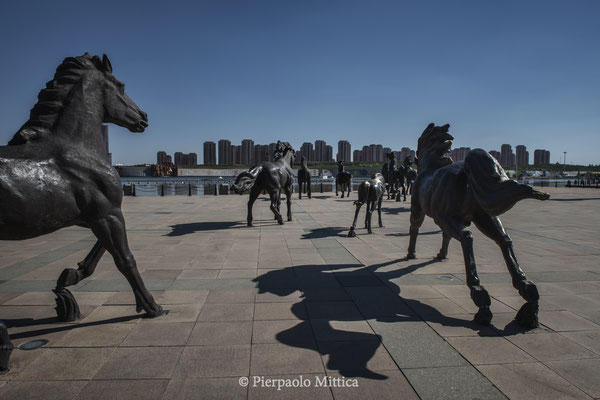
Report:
382,152,401,200
297,155,311,199
407,123,550,328
233,141,295,226
0,54,163,368
335,160,352,198
348,173,385,237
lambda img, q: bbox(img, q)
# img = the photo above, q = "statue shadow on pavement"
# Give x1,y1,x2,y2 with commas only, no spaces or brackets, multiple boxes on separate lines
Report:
253,258,533,380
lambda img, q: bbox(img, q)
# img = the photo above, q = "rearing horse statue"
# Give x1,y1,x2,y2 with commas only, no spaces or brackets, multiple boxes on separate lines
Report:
233,141,295,226
407,123,549,328
0,54,163,368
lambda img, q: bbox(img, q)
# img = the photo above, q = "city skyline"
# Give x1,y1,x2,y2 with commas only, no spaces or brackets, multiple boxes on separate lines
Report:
1,2,598,166
154,138,553,167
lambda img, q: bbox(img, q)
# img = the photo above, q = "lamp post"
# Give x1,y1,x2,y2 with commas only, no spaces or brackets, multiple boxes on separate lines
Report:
563,151,566,173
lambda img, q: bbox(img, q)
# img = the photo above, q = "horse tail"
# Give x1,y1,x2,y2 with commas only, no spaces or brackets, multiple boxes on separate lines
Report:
354,181,369,205
232,165,262,194
464,149,550,216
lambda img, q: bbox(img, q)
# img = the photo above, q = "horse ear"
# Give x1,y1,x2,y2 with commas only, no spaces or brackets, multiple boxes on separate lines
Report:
102,54,113,74
442,123,450,131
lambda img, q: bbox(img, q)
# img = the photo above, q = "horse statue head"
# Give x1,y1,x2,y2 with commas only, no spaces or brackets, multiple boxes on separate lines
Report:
337,160,345,172
9,53,148,146
273,141,295,163
416,123,453,171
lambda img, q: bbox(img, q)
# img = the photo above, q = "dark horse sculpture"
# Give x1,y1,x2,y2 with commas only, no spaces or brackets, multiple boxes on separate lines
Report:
233,141,295,226
382,152,402,200
335,160,352,198
297,156,311,199
407,123,550,328
348,173,385,237
0,54,163,369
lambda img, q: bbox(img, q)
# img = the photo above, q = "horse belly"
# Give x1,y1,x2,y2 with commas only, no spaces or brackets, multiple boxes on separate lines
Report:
0,160,80,240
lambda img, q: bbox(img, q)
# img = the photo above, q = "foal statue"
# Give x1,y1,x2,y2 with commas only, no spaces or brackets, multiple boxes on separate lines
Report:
0,54,164,369
407,123,549,328
348,173,385,237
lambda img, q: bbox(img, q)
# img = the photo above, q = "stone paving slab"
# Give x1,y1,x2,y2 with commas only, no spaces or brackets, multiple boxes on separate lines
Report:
1,187,599,399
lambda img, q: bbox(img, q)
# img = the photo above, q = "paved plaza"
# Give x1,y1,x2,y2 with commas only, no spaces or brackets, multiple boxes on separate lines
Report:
0,187,599,399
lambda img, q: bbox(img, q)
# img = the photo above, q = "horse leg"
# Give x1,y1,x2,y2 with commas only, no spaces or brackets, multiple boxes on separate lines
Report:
285,187,293,221
336,181,339,196
276,190,282,219
348,202,362,237
366,200,376,233
299,182,302,199
347,183,350,198
377,195,384,227
308,180,311,199
436,232,451,260
247,186,261,227
473,214,539,329
438,216,492,325
54,240,106,321
90,210,163,317
403,184,407,201
0,321,13,371
341,183,345,198
270,191,284,224
407,209,425,259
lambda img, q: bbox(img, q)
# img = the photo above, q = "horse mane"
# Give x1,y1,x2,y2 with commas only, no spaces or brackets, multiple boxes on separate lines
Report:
416,123,453,166
8,53,102,145
273,141,294,161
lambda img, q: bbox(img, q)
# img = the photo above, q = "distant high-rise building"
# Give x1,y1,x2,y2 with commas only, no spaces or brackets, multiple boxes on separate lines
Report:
231,145,241,164
449,147,471,162
337,140,351,162
203,141,216,165
500,144,514,165
383,147,391,157
366,144,384,162
267,143,277,159
300,142,314,162
166,155,172,164
515,145,528,166
489,150,501,162
218,139,232,165
353,149,362,162
175,151,199,166
314,140,327,162
533,149,551,165
326,145,333,162
254,144,269,163
241,139,255,164
157,151,169,165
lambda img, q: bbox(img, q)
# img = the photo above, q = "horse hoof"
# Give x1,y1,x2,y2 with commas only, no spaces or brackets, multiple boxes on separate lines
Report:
278,219,284,225
348,230,356,237
407,252,416,259
53,287,81,322
247,223,253,227
435,253,447,260
515,302,539,329
144,305,166,319
474,306,493,326
287,217,293,221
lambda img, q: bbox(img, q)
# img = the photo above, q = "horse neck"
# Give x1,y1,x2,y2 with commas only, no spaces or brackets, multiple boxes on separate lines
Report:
278,151,293,166
338,165,344,172
417,150,446,174
52,86,107,157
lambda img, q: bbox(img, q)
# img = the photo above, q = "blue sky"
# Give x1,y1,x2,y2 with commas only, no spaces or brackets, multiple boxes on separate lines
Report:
1,0,598,165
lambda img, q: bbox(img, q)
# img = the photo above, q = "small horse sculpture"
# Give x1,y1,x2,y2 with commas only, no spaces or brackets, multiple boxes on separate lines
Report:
233,141,295,226
407,123,550,328
297,156,311,199
0,54,163,367
348,173,385,237
404,161,417,195
382,153,400,200
335,160,352,198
